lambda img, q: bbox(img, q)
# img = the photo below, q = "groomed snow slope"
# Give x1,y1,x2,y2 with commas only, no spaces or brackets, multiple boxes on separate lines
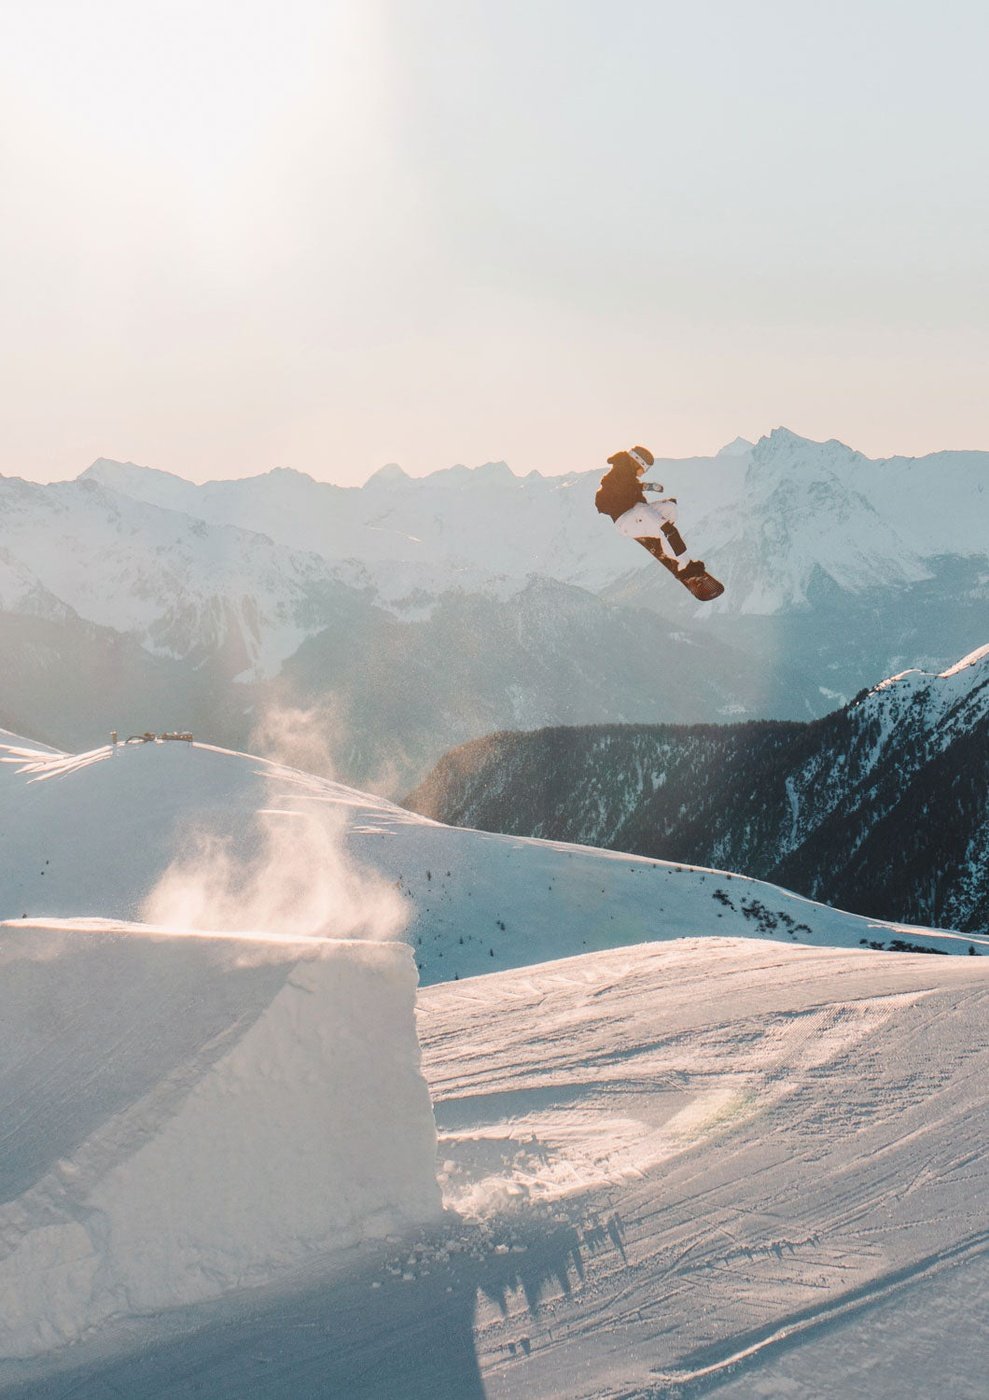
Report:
1,732,981,973
0,921,440,1360
2,724,986,1394
7,939,989,1398
419,940,989,1398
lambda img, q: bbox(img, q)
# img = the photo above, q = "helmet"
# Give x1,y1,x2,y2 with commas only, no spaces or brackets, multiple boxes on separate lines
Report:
606,445,654,471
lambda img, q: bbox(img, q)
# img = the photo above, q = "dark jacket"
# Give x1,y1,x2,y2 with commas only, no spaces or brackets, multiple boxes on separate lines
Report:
595,459,645,521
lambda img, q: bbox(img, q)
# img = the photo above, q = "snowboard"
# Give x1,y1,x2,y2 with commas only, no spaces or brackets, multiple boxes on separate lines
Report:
637,538,725,601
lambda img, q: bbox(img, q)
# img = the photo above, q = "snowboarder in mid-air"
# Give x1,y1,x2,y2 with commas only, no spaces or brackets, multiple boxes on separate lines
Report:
595,445,724,601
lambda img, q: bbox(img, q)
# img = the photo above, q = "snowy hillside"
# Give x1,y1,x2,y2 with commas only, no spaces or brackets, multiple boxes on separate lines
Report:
416,940,989,1399
864,638,989,737
7,937,989,1396
0,549,72,622
0,922,439,1359
407,644,989,933
4,726,989,1395
0,729,980,977
0,475,357,680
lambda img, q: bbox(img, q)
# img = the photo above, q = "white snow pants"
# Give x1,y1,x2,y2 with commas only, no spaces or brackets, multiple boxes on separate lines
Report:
614,499,680,561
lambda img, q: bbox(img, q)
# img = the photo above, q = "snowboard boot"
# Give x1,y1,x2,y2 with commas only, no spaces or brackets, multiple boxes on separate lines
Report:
661,521,687,556
635,539,725,600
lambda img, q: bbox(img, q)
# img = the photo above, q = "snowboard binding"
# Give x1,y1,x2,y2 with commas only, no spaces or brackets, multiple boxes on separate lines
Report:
635,539,725,600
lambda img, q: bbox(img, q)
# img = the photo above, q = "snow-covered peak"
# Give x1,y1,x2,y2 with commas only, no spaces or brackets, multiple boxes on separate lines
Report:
716,435,754,457
80,457,206,516
749,427,866,476
83,456,183,487
364,462,410,487
695,432,930,612
940,641,989,678
857,641,989,757
416,459,521,489
871,647,989,704
365,460,520,490
262,465,316,483
695,428,989,611
217,465,327,491
473,459,516,481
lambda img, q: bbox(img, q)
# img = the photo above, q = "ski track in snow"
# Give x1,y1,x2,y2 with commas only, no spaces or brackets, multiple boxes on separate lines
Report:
416,942,989,1398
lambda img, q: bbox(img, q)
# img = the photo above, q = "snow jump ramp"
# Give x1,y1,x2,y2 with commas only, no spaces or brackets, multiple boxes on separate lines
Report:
0,920,441,1361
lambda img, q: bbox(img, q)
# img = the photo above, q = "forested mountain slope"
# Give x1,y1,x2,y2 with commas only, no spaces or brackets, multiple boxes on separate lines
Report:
406,646,989,932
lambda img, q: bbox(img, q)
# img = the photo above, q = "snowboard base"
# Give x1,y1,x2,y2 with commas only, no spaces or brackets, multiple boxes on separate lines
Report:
636,539,725,601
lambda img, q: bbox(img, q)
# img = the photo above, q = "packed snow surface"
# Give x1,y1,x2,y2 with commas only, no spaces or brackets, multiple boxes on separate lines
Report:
3,726,987,1393
0,921,440,1360
6,939,989,1397
418,940,989,1397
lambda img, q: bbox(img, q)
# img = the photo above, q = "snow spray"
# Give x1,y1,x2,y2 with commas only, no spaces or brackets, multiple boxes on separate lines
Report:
140,706,408,942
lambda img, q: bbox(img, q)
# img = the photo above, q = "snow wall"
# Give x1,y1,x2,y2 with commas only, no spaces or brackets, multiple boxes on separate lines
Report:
0,920,442,1359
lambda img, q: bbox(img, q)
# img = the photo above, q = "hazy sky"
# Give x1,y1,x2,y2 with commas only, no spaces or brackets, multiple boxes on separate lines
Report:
2,0,987,484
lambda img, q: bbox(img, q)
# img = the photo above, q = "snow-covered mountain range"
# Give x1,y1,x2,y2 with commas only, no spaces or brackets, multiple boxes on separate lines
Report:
1,428,985,788
0,474,352,680
407,644,989,934
80,427,989,615
687,427,988,610
78,451,742,597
